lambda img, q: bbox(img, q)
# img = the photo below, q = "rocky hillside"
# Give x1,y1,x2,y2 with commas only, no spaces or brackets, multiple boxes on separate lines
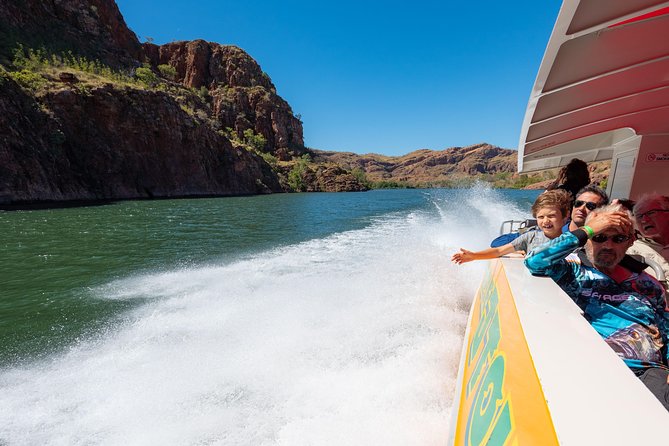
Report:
0,0,366,207
0,75,283,203
0,0,142,67
142,40,304,158
313,143,519,187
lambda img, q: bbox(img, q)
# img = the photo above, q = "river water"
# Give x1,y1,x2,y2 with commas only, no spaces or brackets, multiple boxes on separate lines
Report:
0,186,540,445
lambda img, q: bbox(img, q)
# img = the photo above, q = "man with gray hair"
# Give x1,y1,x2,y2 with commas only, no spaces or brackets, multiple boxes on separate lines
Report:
525,203,669,410
629,194,669,285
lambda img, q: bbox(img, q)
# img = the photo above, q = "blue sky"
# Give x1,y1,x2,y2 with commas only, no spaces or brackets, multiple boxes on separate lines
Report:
115,1,562,156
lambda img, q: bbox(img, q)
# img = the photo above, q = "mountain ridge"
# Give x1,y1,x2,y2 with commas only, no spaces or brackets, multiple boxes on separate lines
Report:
312,143,519,187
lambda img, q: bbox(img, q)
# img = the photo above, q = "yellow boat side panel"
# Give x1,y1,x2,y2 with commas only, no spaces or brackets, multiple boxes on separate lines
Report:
452,261,558,446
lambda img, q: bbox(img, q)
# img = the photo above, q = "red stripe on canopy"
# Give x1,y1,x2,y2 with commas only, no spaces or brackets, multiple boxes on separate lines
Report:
608,6,669,27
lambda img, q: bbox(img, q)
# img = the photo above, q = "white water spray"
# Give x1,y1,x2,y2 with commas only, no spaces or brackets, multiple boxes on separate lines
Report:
0,187,530,445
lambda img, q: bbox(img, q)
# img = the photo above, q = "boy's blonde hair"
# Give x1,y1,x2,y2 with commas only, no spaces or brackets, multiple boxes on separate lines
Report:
531,189,572,218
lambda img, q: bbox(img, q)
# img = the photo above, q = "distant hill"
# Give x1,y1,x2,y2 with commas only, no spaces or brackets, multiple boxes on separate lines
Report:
313,144,610,189
313,143,520,187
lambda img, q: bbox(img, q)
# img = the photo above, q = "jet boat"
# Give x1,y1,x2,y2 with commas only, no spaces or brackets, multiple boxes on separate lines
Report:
448,1,669,444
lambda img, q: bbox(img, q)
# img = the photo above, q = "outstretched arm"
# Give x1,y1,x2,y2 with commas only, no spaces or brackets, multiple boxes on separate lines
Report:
451,243,516,265
524,230,586,275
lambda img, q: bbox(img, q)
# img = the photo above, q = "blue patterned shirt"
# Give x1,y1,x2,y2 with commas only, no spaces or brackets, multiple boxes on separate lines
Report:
525,230,669,370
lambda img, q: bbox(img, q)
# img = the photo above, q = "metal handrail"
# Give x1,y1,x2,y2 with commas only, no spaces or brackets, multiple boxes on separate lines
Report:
633,255,667,283
499,219,538,235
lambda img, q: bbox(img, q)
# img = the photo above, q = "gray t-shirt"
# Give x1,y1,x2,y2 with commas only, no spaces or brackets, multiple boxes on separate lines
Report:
510,230,550,254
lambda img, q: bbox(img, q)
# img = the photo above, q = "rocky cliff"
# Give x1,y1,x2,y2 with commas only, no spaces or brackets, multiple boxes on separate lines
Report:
0,0,367,207
143,40,304,158
0,76,281,204
0,0,142,67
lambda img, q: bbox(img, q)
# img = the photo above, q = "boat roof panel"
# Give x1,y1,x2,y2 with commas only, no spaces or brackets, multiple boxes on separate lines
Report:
518,0,669,172
544,14,669,92
532,57,669,122
567,0,667,33
527,86,669,143
524,105,669,155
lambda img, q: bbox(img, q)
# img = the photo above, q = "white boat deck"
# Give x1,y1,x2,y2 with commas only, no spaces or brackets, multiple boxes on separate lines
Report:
502,258,669,444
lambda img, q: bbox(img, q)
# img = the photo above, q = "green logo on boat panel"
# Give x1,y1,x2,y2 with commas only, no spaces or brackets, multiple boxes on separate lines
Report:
465,307,501,398
465,354,511,446
466,274,500,397
462,269,512,445
468,280,498,362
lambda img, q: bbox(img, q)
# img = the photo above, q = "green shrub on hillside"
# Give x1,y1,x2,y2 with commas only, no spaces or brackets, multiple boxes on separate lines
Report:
197,86,210,100
12,44,41,70
351,168,371,188
259,152,278,168
288,154,311,192
157,63,177,81
220,127,238,141
8,69,46,90
10,44,134,85
243,129,267,152
135,64,159,87
511,174,530,188
219,128,276,169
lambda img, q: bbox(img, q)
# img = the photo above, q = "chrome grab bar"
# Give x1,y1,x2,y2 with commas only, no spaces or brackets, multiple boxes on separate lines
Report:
499,219,537,235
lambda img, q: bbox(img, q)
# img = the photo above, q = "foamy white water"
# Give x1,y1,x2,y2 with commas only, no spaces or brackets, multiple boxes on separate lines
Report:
0,187,533,445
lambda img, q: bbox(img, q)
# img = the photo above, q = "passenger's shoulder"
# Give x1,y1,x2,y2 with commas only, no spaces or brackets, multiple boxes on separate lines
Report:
636,271,667,295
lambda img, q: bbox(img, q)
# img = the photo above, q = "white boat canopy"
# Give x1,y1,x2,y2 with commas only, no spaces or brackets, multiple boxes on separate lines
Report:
518,0,669,199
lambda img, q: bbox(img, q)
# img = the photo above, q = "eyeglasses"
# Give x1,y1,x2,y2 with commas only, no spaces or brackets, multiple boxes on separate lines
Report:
634,209,669,220
574,200,599,211
591,234,631,244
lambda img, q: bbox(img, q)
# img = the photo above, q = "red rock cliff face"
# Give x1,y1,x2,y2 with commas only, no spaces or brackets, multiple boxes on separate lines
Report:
0,0,142,67
0,76,64,203
144,41,305,159
0,76,282,205
0,0,320,205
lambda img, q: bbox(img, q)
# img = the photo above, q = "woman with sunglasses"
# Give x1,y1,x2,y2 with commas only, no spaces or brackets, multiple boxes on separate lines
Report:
525,203,669,411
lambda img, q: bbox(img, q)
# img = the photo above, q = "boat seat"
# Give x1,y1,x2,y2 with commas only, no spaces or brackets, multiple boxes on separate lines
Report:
628,254,668,289
498,218,537,235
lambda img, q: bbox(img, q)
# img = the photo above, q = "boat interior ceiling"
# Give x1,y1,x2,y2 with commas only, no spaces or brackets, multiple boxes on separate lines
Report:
518,0,669,197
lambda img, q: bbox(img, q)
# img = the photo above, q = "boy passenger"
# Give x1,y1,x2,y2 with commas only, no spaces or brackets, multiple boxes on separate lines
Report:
451,189,572,265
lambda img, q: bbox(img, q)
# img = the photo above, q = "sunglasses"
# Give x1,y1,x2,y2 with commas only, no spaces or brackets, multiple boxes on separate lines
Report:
634,209,669,220
591,234,630,244
574,200,599,211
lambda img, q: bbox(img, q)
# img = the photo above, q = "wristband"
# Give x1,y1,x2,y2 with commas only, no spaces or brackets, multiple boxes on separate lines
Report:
582,225,595,239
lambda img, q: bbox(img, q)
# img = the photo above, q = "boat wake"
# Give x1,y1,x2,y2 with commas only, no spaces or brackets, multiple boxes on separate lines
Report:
0,187,533,445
